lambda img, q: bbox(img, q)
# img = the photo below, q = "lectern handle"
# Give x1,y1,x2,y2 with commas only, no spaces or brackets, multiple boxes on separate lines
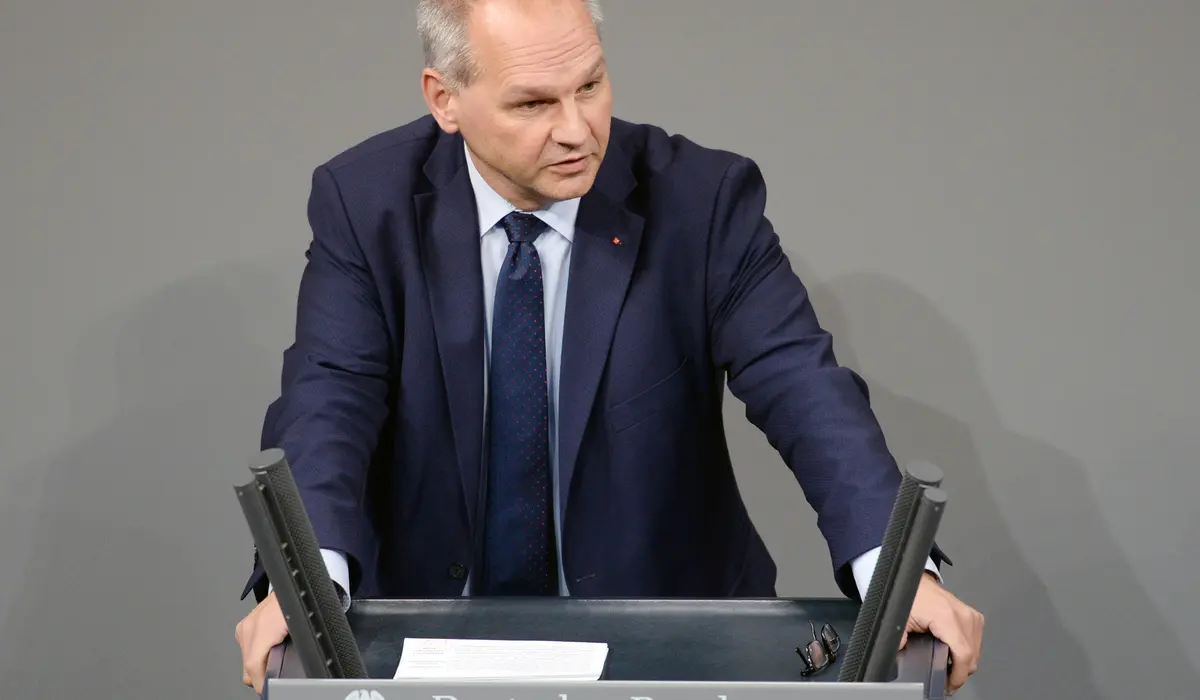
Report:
265,641,287,680
929,637,949,699
258,642,283,699
894,632,949,699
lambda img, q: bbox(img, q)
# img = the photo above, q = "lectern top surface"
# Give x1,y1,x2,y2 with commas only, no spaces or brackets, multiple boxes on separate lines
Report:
341,597,859,683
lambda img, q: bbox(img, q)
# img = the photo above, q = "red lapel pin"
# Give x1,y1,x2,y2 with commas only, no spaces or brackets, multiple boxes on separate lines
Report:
612,237,622,246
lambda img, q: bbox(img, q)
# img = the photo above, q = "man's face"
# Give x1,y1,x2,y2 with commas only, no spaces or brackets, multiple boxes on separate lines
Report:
425,0,612,210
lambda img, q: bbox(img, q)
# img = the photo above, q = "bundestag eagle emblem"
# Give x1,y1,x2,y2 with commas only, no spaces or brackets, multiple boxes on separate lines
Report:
344,690,384,700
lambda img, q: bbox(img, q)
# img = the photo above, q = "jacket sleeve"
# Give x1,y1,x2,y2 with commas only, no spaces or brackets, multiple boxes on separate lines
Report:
705,156,950,600
241,164,393,601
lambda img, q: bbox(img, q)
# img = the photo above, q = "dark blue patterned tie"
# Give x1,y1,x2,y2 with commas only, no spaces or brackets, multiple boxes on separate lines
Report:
481,211,557,595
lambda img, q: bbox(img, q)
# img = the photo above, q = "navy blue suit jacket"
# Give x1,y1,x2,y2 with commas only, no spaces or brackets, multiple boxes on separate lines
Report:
242,115,947,603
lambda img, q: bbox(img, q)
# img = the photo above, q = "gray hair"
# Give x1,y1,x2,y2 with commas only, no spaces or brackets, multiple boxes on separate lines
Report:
417,0,604,91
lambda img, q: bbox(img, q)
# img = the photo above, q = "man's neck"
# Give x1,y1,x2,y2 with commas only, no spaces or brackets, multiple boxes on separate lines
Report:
465,144,549,211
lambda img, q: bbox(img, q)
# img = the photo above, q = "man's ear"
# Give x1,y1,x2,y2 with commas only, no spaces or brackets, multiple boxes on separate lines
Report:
421,69,460,133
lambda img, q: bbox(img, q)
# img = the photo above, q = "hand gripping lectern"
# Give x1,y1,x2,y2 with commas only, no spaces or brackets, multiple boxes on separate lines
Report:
235,450,952,700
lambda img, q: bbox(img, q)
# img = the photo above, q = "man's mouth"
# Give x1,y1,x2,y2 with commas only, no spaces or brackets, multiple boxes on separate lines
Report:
549,155,590,173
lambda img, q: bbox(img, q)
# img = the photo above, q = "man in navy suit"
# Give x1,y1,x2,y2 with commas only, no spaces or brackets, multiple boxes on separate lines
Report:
236,0,984,694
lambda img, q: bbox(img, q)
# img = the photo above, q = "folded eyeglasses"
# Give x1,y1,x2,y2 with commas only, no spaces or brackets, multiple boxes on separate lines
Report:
796,621,841,677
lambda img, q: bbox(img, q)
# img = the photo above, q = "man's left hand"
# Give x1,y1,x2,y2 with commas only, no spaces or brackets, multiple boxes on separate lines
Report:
900,572,984,695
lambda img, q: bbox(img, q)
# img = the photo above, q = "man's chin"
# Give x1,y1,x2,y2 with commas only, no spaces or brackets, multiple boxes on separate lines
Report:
538,172,597,202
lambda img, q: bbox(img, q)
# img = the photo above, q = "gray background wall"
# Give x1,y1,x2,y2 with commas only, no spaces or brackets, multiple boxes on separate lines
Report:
1,1,1197,698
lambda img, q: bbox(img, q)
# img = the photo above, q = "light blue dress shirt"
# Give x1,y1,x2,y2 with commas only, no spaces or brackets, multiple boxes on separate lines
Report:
298,142,936,610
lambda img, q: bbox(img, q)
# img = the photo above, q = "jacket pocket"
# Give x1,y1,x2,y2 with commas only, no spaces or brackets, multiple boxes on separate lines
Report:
607,357,691,434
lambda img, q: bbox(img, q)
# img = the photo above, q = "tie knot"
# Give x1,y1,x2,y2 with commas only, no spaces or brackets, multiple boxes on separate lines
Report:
500,211,546,244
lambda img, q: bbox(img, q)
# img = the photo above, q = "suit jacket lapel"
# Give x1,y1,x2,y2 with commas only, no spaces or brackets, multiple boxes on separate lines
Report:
557,140,644,514
414,130,487,533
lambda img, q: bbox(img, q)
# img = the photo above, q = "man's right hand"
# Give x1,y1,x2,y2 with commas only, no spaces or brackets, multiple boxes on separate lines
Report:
235,591,289,695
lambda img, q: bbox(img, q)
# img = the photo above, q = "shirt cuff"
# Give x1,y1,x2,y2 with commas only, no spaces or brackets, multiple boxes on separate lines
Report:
849,546,941,602
266,548,352,612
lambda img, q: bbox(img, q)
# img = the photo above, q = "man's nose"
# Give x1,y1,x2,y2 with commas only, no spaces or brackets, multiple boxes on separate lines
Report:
552,99,589,147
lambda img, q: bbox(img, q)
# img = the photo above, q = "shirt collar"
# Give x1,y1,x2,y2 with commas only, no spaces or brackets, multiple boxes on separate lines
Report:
464,141,579,242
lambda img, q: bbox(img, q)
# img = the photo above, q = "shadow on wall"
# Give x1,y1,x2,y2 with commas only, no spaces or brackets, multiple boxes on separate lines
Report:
0,263,291,699
792,260,1199,700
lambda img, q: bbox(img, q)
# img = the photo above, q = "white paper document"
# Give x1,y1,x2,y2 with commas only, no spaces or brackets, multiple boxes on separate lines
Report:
394,637,609,681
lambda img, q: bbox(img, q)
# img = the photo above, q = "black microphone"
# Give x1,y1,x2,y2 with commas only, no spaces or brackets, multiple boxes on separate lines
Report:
234,448,367,681
838,460,947,684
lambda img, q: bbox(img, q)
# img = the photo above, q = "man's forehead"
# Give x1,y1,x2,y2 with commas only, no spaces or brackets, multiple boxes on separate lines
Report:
494,53,605,95
473,37,603,90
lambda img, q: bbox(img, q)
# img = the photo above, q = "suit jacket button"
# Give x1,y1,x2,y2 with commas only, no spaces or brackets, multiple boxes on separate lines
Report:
448,563,468,580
